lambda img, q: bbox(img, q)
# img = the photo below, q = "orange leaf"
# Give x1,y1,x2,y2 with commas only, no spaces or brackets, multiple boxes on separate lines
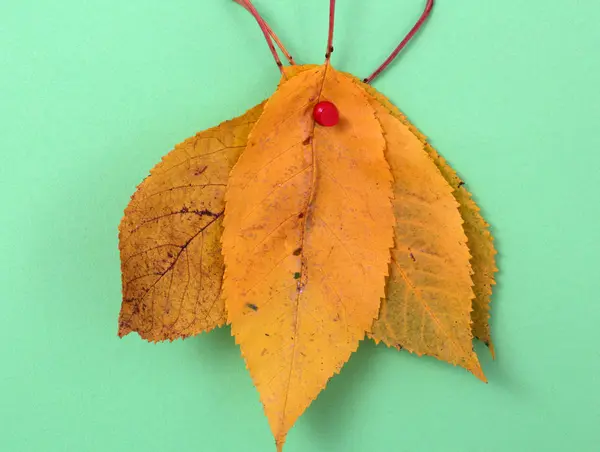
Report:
118,103,263,341
221,65,395,449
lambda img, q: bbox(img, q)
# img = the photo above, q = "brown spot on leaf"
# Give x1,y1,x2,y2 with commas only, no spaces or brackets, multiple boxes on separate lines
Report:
193,166,208,176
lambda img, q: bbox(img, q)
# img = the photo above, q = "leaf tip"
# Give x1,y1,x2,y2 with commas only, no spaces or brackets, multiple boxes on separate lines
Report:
487,341,496,360
276,437,286,452
472,364,488,383
117,322,131,338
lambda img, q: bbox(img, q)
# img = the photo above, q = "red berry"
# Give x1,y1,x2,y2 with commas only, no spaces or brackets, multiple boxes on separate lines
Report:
313,101,339,127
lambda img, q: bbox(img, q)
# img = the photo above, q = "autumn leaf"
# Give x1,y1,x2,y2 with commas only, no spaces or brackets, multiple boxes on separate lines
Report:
221,65,395,449
366,96,485,381
422,148,497,352
421,153,497,352
118,103,263,341
363,84,498,354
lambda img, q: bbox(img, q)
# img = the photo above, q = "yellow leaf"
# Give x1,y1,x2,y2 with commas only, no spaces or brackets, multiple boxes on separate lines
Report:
221,65,395,449
363,84,498,354
425,149,497,352
366,96,485,381
118,103,264,341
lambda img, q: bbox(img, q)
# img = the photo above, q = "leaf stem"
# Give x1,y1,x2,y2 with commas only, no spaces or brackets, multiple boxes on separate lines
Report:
234,0,294,69
325,0,336,61
234,0,284,73
364,0,434,84
264,26,296,66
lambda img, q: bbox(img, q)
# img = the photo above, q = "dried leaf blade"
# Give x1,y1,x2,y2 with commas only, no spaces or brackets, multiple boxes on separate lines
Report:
222,65,395,447
118,104,264,341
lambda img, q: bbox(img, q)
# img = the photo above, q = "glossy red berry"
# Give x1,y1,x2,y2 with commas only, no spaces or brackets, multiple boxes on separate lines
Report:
313,101,339,127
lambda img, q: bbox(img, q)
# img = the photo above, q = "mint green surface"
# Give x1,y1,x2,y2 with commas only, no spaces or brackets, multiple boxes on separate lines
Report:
1,1,599,451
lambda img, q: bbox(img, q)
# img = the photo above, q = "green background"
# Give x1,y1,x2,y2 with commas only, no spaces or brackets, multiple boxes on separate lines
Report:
1,1,599,451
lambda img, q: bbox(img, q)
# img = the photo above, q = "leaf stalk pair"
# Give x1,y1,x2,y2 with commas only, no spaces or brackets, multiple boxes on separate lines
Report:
236,0,434,83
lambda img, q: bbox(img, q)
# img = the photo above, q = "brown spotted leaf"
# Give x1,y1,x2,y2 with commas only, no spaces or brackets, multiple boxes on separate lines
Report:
118,104,264,341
